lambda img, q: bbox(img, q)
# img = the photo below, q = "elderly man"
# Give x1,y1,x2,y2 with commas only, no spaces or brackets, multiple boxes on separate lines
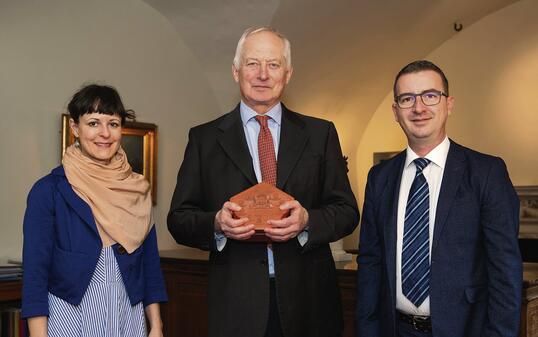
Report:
356,60,522,337
168,27,359,337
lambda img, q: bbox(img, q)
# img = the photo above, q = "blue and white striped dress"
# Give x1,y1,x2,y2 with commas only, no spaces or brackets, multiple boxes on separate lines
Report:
47,246,146,337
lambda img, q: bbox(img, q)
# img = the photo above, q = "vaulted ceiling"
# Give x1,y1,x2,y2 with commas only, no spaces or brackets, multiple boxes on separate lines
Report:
142,0,520,153
144,0,518,107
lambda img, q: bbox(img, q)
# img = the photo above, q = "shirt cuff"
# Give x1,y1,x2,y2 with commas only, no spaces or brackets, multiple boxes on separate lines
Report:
297,226,309,246
214,232,227,251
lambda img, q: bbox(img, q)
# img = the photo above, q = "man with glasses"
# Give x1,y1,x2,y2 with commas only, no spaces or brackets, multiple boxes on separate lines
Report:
356,60,522,337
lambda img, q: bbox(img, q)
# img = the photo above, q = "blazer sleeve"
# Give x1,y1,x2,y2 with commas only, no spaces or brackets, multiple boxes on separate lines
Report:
355,167,382,337
167,128,218,251
303,122,360,248
480,158,522,337
142,225,168,307
22,178,56,318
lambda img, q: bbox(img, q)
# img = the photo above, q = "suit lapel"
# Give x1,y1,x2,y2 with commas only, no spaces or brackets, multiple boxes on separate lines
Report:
432,141,466,254
276,106,308,189
216,106,257,185
382,152,406,305
54,168,99,235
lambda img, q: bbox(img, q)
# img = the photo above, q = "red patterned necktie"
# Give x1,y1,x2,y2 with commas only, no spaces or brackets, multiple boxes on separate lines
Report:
255,115,277,185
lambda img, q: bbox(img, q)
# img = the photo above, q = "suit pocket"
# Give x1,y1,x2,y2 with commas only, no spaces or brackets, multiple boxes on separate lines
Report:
49,246,91,297
465,285,488,303
51,245,89,269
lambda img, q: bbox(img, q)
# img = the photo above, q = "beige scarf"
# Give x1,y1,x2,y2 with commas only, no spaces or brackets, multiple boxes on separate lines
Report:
62,144,152,253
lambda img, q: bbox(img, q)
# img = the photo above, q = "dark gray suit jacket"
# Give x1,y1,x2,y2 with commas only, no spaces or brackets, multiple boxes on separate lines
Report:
356,140,522,337
168,104,359,337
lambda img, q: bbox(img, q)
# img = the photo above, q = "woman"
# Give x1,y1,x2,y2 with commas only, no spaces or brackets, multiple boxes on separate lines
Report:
22,84,167,337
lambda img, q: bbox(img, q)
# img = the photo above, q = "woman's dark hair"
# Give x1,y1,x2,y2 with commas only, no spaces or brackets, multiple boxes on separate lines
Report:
67,84,135,125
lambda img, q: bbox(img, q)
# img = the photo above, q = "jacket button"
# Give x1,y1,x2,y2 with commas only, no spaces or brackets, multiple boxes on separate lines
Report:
260,259,268,265
117,245,127,254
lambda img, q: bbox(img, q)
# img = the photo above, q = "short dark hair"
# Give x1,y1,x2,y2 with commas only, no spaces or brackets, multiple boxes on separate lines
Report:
393,60,449,99
67,84,134,125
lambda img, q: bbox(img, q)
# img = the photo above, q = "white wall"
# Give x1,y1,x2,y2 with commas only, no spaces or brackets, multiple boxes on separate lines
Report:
349,0,538,248
0,0,221,260
1,0,536,257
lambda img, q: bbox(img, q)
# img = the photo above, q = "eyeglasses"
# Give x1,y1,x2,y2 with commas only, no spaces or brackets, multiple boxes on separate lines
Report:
394,90,448,109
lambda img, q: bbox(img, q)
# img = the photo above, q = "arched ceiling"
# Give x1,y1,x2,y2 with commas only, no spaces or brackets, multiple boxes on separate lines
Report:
143,0,520,155
143,0,280,110
143,0,518,107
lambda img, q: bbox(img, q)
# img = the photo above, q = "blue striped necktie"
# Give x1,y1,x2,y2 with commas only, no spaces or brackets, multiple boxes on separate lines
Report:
402,157,431,307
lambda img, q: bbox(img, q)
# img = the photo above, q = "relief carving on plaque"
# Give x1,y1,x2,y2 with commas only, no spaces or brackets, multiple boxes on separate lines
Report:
230,182,294,234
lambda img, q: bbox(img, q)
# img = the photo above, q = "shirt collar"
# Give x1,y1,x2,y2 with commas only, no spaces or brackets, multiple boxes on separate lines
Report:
240,101,282,127
405,136,450,169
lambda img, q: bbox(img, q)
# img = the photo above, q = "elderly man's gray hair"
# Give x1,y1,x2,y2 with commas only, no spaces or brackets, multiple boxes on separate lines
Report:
233,26,292,69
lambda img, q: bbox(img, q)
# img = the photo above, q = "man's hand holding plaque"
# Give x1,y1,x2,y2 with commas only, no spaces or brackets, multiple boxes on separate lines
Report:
264,199,309,242
219,183,307,242
214,201,256,240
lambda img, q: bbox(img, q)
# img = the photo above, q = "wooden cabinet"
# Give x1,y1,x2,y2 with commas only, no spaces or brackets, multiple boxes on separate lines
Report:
160,250,209,337
0,280,22,302
0,280,23,336
521,294,538,337
521,263,538,337
337,266,357,336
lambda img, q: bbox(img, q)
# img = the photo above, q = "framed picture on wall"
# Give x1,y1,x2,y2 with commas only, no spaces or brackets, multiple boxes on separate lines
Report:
373,151,399,166
61,114,158,204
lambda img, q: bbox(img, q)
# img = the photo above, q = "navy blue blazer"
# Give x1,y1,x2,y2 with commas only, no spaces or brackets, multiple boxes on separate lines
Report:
22,166,167,319
356,141,522,337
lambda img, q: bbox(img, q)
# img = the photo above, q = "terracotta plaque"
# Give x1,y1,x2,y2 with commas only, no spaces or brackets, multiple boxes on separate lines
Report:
230,182,294,242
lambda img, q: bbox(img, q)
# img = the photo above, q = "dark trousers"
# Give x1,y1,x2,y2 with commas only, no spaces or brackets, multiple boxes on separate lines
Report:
263,279,342,337
265,278,284,337
398,318,433,337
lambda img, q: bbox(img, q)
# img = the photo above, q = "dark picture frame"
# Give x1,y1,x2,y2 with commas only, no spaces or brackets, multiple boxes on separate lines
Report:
61,114,157,204
373,151,399,166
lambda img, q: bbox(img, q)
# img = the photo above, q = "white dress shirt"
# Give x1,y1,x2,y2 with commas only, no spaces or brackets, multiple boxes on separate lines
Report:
396,136,450,315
